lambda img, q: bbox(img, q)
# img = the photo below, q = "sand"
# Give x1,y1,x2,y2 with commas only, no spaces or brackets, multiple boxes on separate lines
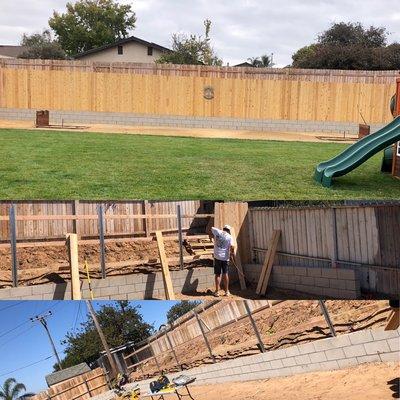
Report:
0,119,357,143
185,362,399,400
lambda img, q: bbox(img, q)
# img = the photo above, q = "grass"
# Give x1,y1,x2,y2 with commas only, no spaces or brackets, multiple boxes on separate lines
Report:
0,128,399,199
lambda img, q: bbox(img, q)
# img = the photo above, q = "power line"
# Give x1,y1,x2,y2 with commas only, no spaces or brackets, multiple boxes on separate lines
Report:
0,320,30,339
0,354,54,378
0,325,36,349
0,301,27,312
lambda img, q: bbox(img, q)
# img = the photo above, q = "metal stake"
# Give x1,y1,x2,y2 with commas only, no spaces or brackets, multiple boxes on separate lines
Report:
319,300,337,337
244,300,266,353
194,311,216,363
177,205,184,270
98,204,106,279
9,204,18,287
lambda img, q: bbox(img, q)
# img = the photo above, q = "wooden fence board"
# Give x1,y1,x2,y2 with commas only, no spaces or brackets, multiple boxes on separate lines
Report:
0,62,396,124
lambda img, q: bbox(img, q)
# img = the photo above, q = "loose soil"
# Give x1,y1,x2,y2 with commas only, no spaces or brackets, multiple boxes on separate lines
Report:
131,300,391,381
184,362,399,400
0,239,212,287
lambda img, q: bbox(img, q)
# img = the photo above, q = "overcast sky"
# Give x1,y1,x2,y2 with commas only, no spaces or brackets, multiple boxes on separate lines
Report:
1,0,400,66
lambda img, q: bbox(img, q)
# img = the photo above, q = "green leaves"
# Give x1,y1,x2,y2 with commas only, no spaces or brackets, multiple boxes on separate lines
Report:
48,0,136,56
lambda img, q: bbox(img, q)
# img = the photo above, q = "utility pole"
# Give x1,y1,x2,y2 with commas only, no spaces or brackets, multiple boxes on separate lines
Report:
30,311,63,370
86,300,118,376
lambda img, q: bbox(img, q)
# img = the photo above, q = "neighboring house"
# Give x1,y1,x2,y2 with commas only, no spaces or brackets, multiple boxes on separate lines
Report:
0,45,26,58
45,362,91,387
74,36,170,63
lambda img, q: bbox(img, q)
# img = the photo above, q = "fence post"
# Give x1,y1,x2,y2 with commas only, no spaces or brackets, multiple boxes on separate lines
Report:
244,300,266,353
177,205,184,270
149,339,163,374
98,204,106,279
194,311,216,363
318,300,336,337
9,204,18,287
331,208,338,268
143,200,150,237
72,200,80,238
83,378,91,397
165,328,183,371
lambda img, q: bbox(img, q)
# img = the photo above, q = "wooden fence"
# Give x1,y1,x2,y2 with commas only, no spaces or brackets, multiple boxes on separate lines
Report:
248,204,400,295
0,200,210,241
0,60,397,124
30,368,108,400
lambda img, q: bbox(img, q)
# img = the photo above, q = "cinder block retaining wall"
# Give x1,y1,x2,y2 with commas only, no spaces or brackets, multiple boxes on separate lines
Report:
134,327,400,392
0,267,215,300
0,108,384,134
244,264,361,299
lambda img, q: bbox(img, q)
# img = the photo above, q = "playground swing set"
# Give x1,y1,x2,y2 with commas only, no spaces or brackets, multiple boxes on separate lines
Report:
315,77,400,187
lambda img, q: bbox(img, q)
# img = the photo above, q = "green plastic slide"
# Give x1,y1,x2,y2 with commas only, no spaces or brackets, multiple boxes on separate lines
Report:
314,116,400,187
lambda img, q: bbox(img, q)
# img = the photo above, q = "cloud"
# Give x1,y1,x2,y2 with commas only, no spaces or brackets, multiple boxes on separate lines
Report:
0,0,399,66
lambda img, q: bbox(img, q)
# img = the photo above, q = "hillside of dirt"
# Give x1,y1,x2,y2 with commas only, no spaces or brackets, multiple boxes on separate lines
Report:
0,239,212,287
131,300,391,380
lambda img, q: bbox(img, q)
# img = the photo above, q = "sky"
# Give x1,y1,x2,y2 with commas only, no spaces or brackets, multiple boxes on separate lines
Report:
0,300,177,394
0,0,400,66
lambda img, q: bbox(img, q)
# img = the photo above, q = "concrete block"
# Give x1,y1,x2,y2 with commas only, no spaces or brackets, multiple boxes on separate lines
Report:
300,276,315,286
285,345,300,357
370,329,400,341
356,354,381,364
294,354,311,365
337,357,358,369
321,268,338,279
387,337,400,352
270,359,284,369
309,351,327,364
363,340,390,355
379,352,400,362
307,268,322,277
337,269,356,280
318,360,340,371
343,344,366,358
314,277,330,288
294,267,308,276
325,348,346,361
281,357,297,367
329,279,348,290
298,342,316,355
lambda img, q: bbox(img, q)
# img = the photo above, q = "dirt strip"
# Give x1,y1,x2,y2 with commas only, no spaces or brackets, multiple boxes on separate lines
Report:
0,119,357,143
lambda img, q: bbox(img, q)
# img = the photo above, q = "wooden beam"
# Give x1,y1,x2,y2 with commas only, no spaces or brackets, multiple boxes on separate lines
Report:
155,231,175,300
66,233,81,300
384,309,400,331
256,229,281,296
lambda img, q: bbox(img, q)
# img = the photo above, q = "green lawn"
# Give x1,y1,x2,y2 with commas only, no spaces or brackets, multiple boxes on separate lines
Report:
0,128,399,199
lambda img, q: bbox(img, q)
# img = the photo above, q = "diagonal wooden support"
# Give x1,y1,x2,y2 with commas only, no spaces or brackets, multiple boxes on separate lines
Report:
155,230,175,300
256,229,281,296
66,233,81,300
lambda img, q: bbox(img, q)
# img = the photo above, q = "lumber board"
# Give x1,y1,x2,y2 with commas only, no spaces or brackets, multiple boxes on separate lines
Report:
384,309,400,331
256,229,281,296
155,231,175,300
66,233,81,300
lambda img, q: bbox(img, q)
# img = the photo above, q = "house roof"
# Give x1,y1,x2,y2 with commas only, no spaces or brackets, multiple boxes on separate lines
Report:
45,363,91,387
0,45,27,58
74,36,170,59
233,62,255,67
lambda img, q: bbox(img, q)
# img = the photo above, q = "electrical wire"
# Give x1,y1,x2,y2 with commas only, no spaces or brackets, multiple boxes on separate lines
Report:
0,354,54,378
0,301,27,312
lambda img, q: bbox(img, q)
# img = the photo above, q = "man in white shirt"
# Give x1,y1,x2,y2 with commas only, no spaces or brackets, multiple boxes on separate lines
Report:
210,225,234,297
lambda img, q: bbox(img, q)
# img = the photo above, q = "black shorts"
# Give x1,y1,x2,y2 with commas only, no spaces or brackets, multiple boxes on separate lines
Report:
214,258,229,275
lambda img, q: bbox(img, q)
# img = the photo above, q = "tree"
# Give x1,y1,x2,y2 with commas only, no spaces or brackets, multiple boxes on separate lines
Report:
247,54,274,68
157,19,222,66
49,0,136,56
19,30,66,60
167,301,201,324
0,378,33,400
291,22,400,70
56,301,153,370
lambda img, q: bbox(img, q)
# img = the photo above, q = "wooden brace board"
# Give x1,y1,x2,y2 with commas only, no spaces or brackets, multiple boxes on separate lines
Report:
256,229,281,296
155,231,175,300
